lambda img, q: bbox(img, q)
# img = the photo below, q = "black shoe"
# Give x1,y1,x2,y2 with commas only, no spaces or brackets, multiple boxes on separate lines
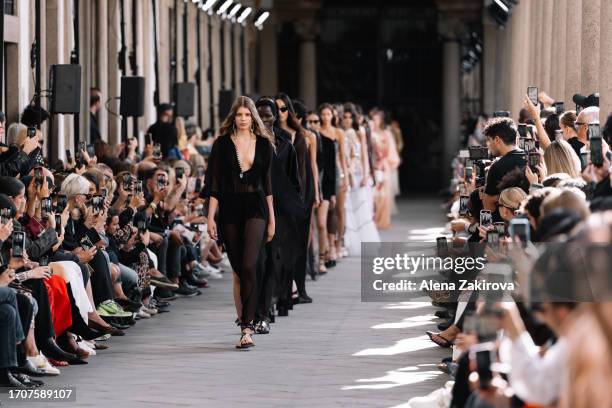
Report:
0,371,33,389
150,275,180,290
325,260,336,268
184,273,209,288
39,338,80,363
115,298,143,313
277,306,289,317
11,373,44,388
434,310,449,319
150,298,171,309
438,320,452,331
154,288,178,301
295,294,313,304
174,282,199,298
15,360,45,377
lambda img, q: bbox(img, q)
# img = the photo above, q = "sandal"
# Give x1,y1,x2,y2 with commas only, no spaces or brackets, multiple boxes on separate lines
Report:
236,328,255,349
318,254,328,274
426,331,454,348
48,359,69,367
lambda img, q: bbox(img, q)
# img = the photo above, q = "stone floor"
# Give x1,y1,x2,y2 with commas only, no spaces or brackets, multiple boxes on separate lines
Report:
2,197,451,408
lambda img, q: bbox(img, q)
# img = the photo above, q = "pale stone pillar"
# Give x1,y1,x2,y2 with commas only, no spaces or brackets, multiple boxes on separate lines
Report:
565,0,582,104
540,0,554,93
79,0,91,144
442,39,461,183
107,0,121,146
211,17,222,125
581,0,601,94
295,20,318,110
482,21,497,115
599,0,612,121
551,0,567,102
96,0,109,142
527,0,538,85
534,0,544,86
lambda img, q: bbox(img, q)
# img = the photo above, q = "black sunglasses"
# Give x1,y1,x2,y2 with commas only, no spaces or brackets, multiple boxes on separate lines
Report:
307,120,320,124
279,106,289,113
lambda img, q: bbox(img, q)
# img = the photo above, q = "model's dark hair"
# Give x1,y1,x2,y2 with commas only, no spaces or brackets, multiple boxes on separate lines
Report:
483,117,518,145
275,93,303,133
497,168,530,194
292,99,308,121
20,104,49,127
343,102,359,131
544,114,560,141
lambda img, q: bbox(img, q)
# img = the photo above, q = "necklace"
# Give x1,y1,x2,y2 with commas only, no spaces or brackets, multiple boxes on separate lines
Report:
232,133,255,179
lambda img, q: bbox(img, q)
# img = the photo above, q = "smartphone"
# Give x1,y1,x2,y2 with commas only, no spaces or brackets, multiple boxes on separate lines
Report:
39,256,49,267
589,124,603,167
194,177,202,193
464,166,473,181
86,144,95,157
41,197,53,215
518,124,527,138
0,208,11,224
27,126,37,138
135,180,143,194
145,133,153,145
487,230,500,246
459,195,469,216
55,214,62,235
176,166,185,181
494,222,506,235
157,174,166,190
436,237,449,258
196,166,205,178
527,86,538,106
480,210,492,228
80,236,94,250
554,101,565,115
153,143,162,159
137,220,147,234
528,152,540,170
89,196,103,213
34,167,44,187
518,137,526,150
493,111,510,118
12,231,26,257
509,218,531,245
523,139,536,152
123,174,133,191
100,188,108,199
78,141,87,154
66,149,73,164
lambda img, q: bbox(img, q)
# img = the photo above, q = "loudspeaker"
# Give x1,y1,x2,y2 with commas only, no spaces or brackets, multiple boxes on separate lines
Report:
120,76,145,117
218,89,236,122
174,82,195,118
50,64,81,114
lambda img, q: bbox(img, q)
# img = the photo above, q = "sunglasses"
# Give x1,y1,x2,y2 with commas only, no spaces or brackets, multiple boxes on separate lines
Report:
279,106,289,113
307,120,320,125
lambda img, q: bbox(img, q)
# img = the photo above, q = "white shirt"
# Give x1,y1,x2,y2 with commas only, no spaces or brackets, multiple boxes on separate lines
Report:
509,331,567,406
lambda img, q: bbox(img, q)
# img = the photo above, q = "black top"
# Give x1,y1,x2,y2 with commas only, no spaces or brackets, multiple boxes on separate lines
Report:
208,134,273,223
146,121,178,158
320,132,337,200
566,137,585,159
270,127,305,220
484,149,527,196
90,112,101,142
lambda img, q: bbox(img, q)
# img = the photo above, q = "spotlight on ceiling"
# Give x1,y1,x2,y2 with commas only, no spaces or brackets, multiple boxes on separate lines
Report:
201,0,218,12
237,7,252,24
217,0,233,15
488,0,517,28
254,10,270,30
228,4,242,20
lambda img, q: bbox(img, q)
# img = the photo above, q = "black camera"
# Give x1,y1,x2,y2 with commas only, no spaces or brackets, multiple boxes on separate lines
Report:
468,146,489,160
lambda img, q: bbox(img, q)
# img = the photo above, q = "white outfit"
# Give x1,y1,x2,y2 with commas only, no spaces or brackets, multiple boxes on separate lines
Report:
344,128,380,255
53,261,93,323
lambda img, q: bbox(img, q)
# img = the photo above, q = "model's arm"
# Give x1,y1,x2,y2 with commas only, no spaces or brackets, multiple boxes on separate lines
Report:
336,128,350,189
359,128,370,186
308,132,321,205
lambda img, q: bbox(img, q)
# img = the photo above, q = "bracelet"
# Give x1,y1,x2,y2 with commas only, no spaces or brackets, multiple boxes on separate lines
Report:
15,271,28,282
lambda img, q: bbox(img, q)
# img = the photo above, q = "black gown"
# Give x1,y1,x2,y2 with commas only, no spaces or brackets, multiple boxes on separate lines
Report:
208,134,273,327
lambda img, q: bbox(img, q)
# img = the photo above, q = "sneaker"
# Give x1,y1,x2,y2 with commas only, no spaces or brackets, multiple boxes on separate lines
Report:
136,308,151,319
174,282,199,298
204,265,223,279
27,353,60,376
150,276,179,290
77,341,96,356
154,288,178,301
97,300,133,317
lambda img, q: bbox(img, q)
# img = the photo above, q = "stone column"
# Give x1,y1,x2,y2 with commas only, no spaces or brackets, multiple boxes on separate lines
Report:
527,0,538,85
540,0,554,93
442,38,461,183
551,0,567,102
534,0,544,86
599,0,612,121
295,20,318,110
257,19,278,96
79,0,91,145
107,0,121,146
96,0,109,142
565,0,582,104
482,21,497,115
581,0,601,94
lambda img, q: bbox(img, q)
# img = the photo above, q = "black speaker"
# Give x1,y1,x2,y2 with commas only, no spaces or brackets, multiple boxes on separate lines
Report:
50,64,81,114
120,76,145,117
174,82,195,118
218,89,236,122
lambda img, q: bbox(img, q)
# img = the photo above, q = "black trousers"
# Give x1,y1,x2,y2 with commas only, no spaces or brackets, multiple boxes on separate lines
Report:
294,207,313,297
90,251,115,306
0,288,23,369
271,214,299,308
22,279,56,346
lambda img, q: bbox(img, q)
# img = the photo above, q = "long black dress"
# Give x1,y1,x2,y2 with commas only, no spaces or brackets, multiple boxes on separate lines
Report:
208,134,273,328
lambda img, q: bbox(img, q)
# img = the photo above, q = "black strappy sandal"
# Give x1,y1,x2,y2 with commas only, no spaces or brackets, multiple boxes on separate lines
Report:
236,326,255,349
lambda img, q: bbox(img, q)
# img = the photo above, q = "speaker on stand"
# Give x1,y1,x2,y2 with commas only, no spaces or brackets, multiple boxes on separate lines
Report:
49,64,82,164
120,76,145,143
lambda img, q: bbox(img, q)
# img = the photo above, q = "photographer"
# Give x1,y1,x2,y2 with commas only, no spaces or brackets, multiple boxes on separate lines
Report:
482,118,527,214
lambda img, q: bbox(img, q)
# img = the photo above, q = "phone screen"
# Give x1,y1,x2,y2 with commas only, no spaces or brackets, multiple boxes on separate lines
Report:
459,195,469,216
157,174,166,190
480,210,492,228
176,167,184,180
145,133,152,145
55,214,62,235
12,231,25,257
518,124,527,138
509,220,531,245
436,237,448,258
527,86,538,105
554,101,565,114
66,149,73,163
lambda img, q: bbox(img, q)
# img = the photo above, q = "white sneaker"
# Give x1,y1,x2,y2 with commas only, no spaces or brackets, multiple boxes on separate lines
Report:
205,265,224,279
137,307,152,319
28,353,60,376
77,341,96,356
213,255,232,271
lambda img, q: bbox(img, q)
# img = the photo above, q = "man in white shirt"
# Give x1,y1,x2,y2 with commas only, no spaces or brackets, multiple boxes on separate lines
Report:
500,301,577,406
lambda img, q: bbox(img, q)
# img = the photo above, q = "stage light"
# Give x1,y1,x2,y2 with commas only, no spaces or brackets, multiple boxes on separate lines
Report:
217,0,233,15
254,11,269,30
488,0,517,28
202,0,218,12
237,7,252,24
228,4,241,20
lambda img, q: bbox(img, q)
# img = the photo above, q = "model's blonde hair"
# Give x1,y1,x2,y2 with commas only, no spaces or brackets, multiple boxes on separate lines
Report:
544,140,581,178
218,96,274,145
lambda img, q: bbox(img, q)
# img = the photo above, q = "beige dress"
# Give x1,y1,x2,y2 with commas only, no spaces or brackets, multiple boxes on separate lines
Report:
371,128,400,229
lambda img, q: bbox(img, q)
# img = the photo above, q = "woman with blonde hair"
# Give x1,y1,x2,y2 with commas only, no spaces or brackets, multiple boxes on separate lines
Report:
543,140,581,178
206,96,275,349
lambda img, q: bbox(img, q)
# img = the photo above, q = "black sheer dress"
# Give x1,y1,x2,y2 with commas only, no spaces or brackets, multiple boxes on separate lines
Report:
208,134,273,327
